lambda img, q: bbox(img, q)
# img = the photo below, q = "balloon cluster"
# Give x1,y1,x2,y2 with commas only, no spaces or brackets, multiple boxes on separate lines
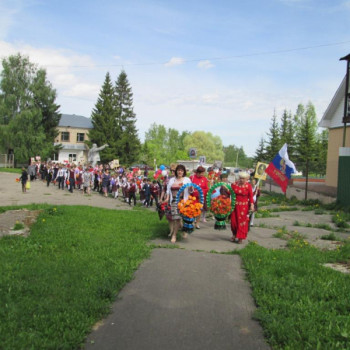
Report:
154,165,168,179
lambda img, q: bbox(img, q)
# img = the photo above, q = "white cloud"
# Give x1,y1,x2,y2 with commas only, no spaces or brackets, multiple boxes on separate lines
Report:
198,60,214,69
63,83,100,98
164,57,185,67
0,40,100,115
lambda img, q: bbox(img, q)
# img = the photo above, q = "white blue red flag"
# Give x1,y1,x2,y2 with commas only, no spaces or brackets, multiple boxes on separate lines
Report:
265,143,297,193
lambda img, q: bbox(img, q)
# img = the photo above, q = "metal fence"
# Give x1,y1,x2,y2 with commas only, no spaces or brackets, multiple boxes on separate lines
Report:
0,154,14,168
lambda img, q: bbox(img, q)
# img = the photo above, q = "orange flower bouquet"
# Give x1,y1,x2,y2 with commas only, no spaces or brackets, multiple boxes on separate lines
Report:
176,183,204,233
206,182,236,230
178,195,203,218
210,195,232,216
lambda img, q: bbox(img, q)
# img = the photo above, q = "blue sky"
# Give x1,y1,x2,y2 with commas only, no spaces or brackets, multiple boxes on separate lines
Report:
1,0,350,157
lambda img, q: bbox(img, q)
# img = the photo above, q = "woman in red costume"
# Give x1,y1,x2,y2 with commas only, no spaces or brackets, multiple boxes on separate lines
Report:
230,171,254,244
190,166,209,229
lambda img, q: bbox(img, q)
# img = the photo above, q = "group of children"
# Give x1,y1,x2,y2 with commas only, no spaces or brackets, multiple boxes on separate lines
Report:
24,161,167,207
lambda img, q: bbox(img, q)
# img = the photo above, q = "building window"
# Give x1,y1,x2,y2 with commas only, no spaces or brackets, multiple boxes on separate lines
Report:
61,132,70,142
76,133,85,142
69,154,77,162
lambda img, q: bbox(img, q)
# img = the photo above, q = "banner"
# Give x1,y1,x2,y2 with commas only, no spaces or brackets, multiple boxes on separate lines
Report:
254,162,268,181
265,144,297,193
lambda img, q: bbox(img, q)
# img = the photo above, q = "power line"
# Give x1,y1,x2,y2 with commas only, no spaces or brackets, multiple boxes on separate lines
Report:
42,40,350,69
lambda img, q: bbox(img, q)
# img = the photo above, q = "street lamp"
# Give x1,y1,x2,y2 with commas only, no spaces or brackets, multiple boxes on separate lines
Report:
340,54,350,147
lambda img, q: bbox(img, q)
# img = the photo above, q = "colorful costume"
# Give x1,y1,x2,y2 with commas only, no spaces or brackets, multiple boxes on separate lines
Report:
190,173,209,209
166,177,191,221
230,182,254,240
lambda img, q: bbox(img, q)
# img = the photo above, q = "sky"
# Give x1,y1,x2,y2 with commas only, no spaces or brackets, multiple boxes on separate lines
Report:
1,0,350,157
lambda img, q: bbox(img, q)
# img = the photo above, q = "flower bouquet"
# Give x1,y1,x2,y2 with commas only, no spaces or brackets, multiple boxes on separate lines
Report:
15,178,20,183
157,202,171,221
176,183,204,233
206,182,236,230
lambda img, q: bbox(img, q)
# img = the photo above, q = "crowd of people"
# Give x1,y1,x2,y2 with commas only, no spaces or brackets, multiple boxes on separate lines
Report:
20,161,260,245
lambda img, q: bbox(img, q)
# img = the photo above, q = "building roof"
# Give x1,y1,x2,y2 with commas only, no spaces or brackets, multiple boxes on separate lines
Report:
58,114,93,129
319,76,346,129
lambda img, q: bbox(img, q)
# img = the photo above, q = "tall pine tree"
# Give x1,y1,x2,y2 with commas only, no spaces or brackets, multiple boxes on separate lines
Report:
295,102,318,199
114,71,140,164
88,72,118,163
253,137,267,163
265,111,281,161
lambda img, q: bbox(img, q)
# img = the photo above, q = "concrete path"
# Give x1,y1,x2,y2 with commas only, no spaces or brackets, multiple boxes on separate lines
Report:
85,249,270,350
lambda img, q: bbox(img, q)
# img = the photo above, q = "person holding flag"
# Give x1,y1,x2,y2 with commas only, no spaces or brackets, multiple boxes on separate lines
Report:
265,143,297,193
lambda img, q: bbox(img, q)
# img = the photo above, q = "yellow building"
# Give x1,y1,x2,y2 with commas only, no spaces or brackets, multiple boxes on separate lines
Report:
54,114,92,164
319,76,350,189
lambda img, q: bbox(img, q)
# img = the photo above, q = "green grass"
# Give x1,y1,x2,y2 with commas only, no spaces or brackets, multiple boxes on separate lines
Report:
0,168,22,174
332,212,350,229
293,221,333,231
255,208,279,219
321,233,342,241
0,205,168,350
12,221,25,230
239,242,350,349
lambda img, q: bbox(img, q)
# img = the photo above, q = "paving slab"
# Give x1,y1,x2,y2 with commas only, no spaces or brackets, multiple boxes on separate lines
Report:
85,249,270,350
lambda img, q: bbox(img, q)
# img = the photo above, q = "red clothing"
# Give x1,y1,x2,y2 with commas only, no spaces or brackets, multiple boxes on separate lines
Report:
190,174,209,200
230,182,254,240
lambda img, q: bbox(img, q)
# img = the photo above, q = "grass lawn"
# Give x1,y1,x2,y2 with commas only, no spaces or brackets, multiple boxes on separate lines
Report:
0,168,22,174
239,241,350,349
0,205,168,350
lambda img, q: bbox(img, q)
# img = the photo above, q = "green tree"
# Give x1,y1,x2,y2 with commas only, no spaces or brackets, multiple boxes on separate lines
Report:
167,128,189,162
253,137,267,163
0,53,60,164
88,72,118,163
143,123,190,165
295,102,318,199
183,131,224,163
144,123,168,165
223,145,239,165
265,111,281,161
314,129,328,176
114,70,140,164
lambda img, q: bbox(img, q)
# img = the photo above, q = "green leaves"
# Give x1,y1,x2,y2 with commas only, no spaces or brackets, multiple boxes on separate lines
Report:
0,53,61,164
88,70,141,165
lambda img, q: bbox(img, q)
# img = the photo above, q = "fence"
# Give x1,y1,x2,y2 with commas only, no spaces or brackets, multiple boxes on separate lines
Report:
0,154,14,168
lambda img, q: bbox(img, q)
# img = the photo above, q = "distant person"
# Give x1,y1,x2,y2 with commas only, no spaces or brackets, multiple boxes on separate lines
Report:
19,167,28,193
189,166,209,229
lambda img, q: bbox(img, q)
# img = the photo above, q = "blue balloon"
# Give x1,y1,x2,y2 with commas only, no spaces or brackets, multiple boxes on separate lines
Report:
160,165,165,170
